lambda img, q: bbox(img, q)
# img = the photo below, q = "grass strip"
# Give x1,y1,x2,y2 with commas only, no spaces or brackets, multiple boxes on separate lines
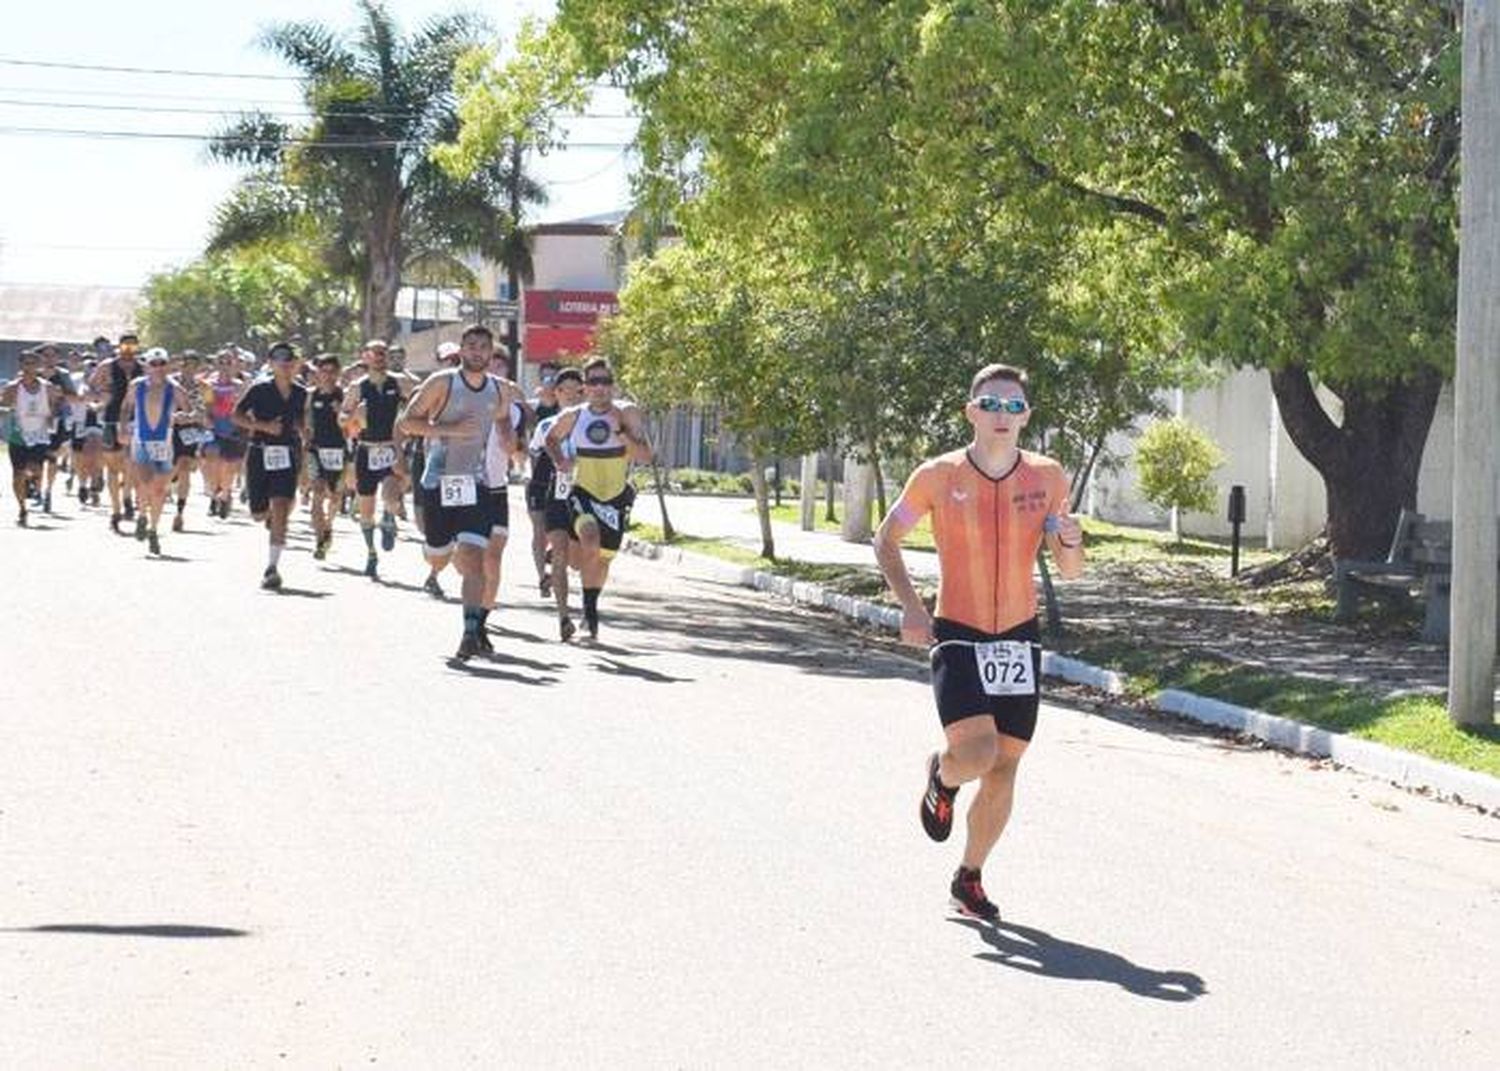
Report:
630,523,1500,779
1058,633,1500,779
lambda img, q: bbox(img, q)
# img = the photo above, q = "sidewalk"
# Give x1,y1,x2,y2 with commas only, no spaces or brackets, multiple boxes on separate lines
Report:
630,493,1500,812
633,493,1488,703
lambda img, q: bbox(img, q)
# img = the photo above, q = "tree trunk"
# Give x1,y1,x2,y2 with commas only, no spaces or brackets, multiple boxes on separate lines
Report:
1070,431,1107,513
648,412,675,541
1269,365,1442,561
1038,551,1063,636
869,438,887,521
365,194,404,343
749,456,775,560
824,442,838,523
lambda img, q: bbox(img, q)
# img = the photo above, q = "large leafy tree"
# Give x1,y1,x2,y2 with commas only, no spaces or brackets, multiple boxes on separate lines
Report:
138,241,358,355
209,1,546,341
544,0,1460,561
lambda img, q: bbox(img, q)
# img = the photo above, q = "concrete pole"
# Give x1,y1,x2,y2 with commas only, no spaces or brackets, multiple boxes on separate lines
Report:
1450,0,1500,727
799,453,818,531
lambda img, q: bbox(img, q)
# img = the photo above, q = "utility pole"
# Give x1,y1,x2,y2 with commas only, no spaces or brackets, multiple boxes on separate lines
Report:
1450,0,1500,727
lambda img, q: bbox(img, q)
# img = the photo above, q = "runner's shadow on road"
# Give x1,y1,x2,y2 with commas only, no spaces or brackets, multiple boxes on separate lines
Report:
267,586,333,600
4,923,249,939
481,649,568,673
485,622,550,646
145,553,191,563
950,918,1206,1002
590,655,691,684
445,658,557,686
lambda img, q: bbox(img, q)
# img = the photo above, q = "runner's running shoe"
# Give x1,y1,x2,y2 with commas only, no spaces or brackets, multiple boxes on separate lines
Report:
920,752,958,842
380,513,397,552
261,567,282,592
455,633,480,662
423,574,444,599
950,867,1000,921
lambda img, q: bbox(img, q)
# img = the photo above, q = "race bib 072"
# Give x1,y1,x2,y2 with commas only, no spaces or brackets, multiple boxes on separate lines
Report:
263,445,292,472
974,640,1037,697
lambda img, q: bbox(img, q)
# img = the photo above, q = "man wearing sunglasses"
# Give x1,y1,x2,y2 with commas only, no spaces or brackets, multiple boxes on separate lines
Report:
544,357,652,641
874,362,1085,921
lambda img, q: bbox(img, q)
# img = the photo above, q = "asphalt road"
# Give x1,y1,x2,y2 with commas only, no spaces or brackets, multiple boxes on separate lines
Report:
3,477,1497,1068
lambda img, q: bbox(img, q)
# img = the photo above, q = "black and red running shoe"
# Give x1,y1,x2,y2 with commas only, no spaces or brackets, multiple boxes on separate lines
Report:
920,752,958,842
950,867,1000,921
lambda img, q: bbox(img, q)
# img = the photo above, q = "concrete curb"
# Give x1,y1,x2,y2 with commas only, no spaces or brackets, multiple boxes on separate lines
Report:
622,534,1500,814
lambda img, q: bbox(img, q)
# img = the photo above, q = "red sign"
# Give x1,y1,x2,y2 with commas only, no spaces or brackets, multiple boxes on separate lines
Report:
525,324,598,362
524,289,619,326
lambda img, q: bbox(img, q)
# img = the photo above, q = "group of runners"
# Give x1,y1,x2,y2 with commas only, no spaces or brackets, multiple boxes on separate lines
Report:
7,338,1085,921
2,324,653,660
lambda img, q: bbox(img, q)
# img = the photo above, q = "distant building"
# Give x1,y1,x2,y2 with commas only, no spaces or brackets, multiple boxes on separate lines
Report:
0,284,141,378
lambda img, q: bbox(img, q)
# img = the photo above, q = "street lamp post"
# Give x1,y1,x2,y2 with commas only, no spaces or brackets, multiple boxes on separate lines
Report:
1450,0,1500,727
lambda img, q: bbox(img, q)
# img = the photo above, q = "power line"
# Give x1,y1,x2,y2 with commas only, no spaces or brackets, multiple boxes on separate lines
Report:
0,125,634,149
0,97,420,120
0,57,301,81
0,96,640,121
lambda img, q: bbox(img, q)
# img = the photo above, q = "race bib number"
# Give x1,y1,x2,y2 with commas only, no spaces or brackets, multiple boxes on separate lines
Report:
974,640,1036,697
144,439,172,462
179,428,207,446
263,445,292,472
439,474,477,507
22,428,51,447
366,444,396,471
318,448,345,471
553,470,574,498
592,501,622,531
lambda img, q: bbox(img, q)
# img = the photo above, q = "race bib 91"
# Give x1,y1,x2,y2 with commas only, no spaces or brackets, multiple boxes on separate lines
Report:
440,474,477,507
263,445,292,472
974,640,1036,697
366,444,396,471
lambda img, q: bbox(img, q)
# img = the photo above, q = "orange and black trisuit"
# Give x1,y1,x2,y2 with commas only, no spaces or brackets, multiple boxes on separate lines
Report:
892,447,1071,736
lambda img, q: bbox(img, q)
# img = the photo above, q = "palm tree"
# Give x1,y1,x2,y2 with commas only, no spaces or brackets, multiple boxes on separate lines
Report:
209,0,546,341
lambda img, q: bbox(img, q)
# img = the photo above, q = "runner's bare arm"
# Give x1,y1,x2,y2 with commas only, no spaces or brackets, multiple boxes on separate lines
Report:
874,474,935,646
0,381,14,408
397,377,466,439
544,408,579,470
618,403,654,463
1043,473,1085,580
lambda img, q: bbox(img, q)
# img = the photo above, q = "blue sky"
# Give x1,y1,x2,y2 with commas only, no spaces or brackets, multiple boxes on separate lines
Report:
0,0,636,288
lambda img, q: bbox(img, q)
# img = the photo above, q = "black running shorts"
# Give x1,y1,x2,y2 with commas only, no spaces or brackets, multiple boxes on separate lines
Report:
524,479,550,514
929,616,1043,741
567,485,635,552
246,443,301,515
421,483,493,554
487,485,510,535
355,442,398,496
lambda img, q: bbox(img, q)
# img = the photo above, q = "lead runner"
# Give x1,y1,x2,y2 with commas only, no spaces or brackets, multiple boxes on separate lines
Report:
873,362,1085,921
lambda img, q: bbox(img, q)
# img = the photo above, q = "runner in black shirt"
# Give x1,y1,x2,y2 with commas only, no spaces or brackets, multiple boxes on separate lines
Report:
232,342,307,591
304,354,348,560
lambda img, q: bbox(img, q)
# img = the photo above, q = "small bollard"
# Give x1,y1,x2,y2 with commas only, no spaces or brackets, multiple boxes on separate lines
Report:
1228,485,1247,577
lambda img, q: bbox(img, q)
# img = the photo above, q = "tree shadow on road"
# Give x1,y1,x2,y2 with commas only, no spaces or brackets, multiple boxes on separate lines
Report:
596,580,926,684
4,922,249,939
950,917,1207,1002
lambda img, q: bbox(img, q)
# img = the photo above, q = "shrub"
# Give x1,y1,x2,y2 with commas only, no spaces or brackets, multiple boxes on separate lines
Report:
1135,418,1224,520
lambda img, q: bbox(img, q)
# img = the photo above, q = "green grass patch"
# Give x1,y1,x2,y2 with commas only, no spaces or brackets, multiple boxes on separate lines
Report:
1058,633,1500,779
630,523,889,598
